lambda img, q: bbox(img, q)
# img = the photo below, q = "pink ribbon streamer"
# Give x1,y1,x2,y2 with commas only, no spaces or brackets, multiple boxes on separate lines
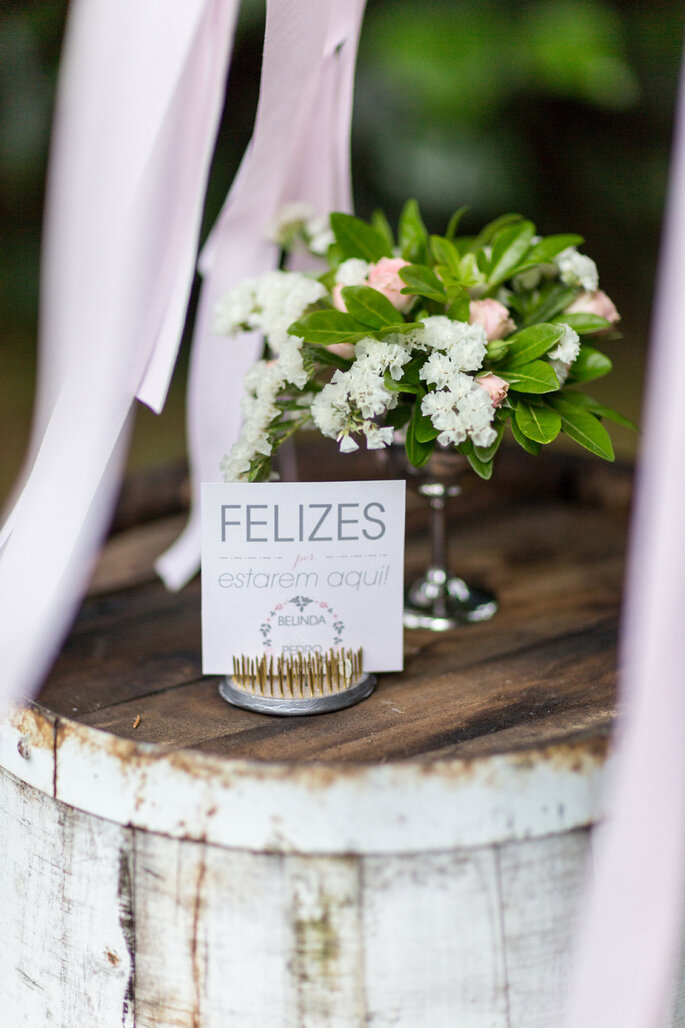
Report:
565,63,685,1028
0,0,239,705
0,0,366,704
157,0,367,589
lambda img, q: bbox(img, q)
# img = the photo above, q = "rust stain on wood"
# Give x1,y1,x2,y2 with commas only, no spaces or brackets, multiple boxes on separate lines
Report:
11,706,55,753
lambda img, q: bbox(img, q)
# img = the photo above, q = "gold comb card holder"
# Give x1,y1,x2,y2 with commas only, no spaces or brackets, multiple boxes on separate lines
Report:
219,647,376,715
201,480,406,716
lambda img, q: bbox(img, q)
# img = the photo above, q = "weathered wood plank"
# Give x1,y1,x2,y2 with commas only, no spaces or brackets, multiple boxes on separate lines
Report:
285,856,366,1026
133,832,207,1027
0,766,135,1026
362,849,508,1026
39,495,626,726
38,578,203,717
39,496,625,766
74,609,616,766
0,452,637,1025
199,847,291,1026
498,828,591,1027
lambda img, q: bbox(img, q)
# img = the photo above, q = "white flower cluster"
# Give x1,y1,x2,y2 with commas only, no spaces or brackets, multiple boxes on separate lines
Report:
413,318,496,448
214,270,326,351
310,337,410,452
266,202,334,255
421,381,497,448
220,335,309,481
409,316,487,369
309,317,496,454
555,248,599,292
221,360,281,481
547,322,581,386
548,323,581,365
335,258,370,286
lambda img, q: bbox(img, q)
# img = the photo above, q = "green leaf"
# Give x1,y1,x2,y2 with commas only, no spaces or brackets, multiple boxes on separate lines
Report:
377,321,424,338
288,310,368,345
340,285,400,328
556,391,639,432
549,397,615,460
469,213,523,253
488,221,536,285
383,370,421,395
513,400,561,444
458,252,486,288
398,199,429,263
466,449,494,479
430,235,461,276
561,313,611,335
474,419,505,462
384,354,425,394
510,416,542,454
301,342,352,370
318,268,336,292
446,206,469,239
397,356,425,387
498,360,560,393
371,209,394,252
567,345,613,383
522,284,577,327
413,408,440,443
384,404,412,431
503,323,564,367
514,234,583,269
329,212,391,262
399,264,447,303
405,401,436,467
445,287,471,322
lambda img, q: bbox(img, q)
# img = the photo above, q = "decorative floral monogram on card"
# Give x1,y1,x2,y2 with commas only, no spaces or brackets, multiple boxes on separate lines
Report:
259,596,345,653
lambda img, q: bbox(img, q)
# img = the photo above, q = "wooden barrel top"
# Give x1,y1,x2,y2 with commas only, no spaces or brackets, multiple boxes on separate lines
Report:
0,447,631,853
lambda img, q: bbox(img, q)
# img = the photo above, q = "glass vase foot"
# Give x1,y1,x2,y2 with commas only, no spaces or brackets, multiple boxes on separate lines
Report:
404,566,498,630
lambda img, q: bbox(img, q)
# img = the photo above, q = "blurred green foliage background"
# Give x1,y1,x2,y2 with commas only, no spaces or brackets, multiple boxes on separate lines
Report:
1,0,683,501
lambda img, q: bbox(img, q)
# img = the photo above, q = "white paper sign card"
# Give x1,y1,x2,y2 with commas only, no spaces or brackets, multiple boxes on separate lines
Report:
201,480,406,674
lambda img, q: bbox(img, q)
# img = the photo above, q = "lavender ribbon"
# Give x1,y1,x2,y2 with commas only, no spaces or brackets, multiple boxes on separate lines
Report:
565,61,685,1028
0,0,239,703
157,0,367,589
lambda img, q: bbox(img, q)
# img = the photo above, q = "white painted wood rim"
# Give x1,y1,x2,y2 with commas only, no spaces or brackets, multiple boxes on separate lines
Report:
0,702,610,854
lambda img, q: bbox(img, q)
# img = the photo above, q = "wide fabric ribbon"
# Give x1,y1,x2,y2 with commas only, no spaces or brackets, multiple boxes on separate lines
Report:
0,0,240,705
157,0,367,589
565,64,685,1028
0,0,366,706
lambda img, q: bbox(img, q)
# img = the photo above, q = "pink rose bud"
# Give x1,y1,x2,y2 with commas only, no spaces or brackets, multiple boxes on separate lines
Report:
469,298,516,341
477,372,509,407
366,257,413,312
332,282,347,312
326,342,356,359
566,289,620,324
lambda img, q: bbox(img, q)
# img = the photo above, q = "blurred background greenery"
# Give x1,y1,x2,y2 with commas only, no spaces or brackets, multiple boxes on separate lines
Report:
1,0,683,503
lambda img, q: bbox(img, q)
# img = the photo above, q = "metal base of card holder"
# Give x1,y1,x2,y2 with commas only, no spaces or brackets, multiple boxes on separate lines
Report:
218,673,377,717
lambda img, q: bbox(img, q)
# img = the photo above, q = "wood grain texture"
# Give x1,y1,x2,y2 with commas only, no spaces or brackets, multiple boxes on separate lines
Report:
499,829,591,1026
0,767,134,1027
1,453,647,1026
362,849,508,1026
39,498,627,765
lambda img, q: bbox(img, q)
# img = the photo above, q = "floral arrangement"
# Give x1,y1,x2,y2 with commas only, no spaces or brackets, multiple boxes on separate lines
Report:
217,201,632,481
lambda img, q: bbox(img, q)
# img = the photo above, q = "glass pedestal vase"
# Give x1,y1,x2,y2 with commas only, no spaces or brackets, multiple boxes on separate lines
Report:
386,446,498,632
